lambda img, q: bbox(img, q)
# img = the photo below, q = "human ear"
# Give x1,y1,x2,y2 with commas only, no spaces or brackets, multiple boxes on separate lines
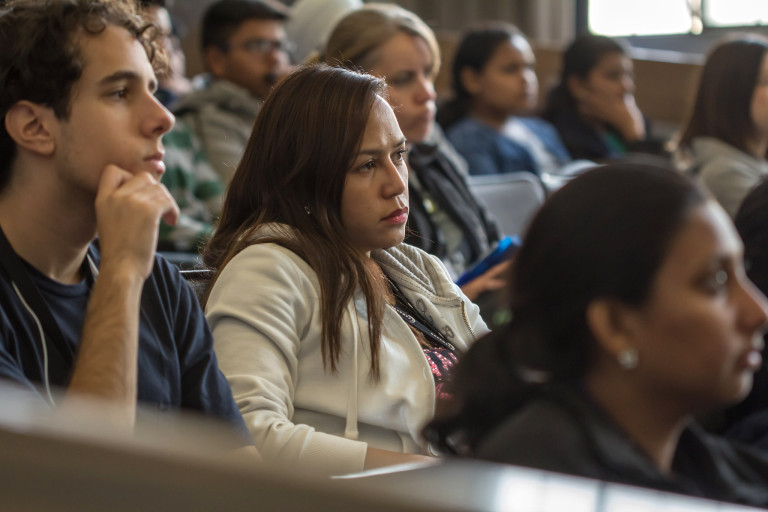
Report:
4,101,56,157
586,298,638,362
460,67,483,96
205,46,228,78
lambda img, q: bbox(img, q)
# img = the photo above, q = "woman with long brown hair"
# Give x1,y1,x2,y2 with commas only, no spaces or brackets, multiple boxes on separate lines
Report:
679,35,768,217
203,65,486,476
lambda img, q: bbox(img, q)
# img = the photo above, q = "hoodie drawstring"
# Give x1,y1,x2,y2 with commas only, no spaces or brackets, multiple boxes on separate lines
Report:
344,300,360,440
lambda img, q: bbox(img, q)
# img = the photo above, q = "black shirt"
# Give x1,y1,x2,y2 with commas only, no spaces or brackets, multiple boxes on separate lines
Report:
0,242,250,443
477,387,768,507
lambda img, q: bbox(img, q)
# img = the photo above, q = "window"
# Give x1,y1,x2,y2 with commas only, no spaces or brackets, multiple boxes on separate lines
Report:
589,0,692,36
589,0,766,37
705,0,768,27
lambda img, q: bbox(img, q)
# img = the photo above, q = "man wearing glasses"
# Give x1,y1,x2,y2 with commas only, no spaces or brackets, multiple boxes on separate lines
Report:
171,0,293,184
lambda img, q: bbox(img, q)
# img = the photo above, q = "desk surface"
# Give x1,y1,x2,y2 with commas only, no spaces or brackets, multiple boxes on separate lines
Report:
0,384,760,512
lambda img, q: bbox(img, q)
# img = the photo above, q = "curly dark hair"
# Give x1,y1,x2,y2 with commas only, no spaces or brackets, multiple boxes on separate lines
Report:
0,0,161,191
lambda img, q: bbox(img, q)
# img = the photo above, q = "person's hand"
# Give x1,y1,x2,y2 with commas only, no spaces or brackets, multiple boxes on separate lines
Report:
460,260,511,301
95,165,179,279
577,91,645,142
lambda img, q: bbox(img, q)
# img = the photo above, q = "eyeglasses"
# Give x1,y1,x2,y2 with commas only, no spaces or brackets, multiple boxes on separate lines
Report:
222,38,295,55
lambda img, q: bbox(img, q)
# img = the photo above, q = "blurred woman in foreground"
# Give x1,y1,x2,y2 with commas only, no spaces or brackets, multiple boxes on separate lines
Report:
425,164,768,506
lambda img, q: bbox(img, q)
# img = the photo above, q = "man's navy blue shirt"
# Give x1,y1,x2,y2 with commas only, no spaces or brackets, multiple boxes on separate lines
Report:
0,244,249,442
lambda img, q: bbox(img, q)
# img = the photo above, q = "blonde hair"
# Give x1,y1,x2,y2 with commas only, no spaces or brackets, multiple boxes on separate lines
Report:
321,3,440,79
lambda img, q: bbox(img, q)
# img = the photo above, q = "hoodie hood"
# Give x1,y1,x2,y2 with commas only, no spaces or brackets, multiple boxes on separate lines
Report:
173,78,263,120
690,137,768,170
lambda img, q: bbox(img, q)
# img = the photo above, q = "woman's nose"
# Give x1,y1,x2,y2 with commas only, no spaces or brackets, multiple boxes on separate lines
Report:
415,75,436,104
739,278,768,335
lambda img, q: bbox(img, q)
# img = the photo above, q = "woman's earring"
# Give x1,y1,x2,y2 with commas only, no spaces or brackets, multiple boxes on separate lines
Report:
304,205,311,215
617,348,638,370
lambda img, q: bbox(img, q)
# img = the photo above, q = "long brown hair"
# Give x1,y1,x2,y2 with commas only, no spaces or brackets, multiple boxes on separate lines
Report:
203,64,387,377
679,35,768,154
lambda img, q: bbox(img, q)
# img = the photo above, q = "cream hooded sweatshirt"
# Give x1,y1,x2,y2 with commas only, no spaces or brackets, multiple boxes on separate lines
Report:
206,226,487,476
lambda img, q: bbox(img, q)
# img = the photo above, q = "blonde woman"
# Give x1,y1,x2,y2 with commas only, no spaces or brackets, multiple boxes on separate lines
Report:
322,4,509,305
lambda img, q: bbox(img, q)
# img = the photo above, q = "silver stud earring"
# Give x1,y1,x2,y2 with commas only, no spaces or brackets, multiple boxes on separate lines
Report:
617,348,638,370
304,205,311,215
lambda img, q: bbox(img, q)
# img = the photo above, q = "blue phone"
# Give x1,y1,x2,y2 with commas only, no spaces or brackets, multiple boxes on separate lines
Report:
455,235,520,287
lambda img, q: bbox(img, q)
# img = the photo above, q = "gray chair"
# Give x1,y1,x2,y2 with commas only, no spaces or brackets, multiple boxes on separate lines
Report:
466,172,546,237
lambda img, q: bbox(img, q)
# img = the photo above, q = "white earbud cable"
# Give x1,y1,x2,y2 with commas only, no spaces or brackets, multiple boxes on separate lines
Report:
8,253,97,408
11,281,56,407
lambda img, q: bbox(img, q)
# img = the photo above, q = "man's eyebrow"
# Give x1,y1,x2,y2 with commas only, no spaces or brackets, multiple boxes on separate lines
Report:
98,70,139,86
98,70,158,91
358,138,407,156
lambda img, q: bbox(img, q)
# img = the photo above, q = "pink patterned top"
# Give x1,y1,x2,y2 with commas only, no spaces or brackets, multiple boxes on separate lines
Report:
422,346,459,401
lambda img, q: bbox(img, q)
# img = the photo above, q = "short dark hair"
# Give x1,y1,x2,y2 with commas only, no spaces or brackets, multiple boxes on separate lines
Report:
0,0,158,191
438,22,525,130
679,35,768,153
543,34,628,118
201,0,288,51
560,34,628,82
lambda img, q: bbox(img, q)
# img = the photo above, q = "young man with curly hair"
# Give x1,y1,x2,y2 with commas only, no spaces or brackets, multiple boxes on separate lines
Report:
0,0,252,445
